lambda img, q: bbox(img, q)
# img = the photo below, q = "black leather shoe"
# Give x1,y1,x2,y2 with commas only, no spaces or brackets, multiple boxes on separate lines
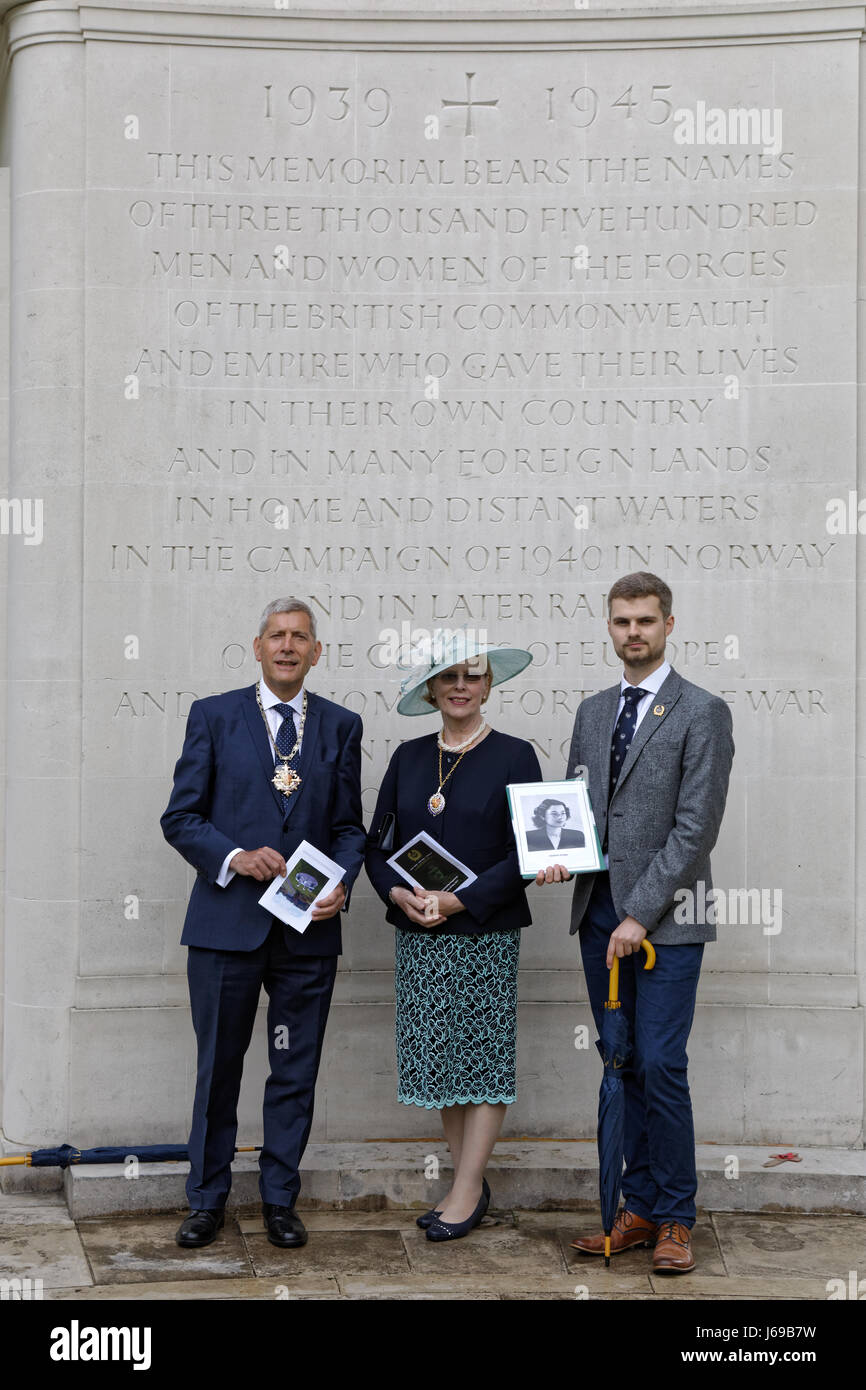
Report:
175,1208,224,1248
416,1176,490,1229
416,1206,442,1230
263,1204,307,1248
426,1184,490,1243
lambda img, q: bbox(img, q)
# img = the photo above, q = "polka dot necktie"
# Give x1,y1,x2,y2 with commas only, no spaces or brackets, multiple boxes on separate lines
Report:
274,702,298,810
608,686,648,801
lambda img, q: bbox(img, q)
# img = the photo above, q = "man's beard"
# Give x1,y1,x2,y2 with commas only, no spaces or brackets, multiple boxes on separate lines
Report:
619,641,664,670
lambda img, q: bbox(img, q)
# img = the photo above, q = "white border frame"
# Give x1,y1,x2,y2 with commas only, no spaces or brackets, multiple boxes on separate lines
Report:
507,779,604,879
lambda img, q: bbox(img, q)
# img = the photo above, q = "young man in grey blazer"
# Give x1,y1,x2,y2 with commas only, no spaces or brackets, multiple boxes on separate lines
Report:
538,572,734,1273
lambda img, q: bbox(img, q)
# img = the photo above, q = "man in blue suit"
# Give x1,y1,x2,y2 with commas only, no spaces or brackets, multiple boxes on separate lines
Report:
161,598,365,1249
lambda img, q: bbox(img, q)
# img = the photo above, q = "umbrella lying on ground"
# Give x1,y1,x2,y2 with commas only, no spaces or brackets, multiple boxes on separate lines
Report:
596,939,656,1266
0,1143,260,1169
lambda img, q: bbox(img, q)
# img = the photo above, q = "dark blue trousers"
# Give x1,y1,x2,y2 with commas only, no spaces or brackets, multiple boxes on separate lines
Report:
579,873,704,1228
185,923,337,1209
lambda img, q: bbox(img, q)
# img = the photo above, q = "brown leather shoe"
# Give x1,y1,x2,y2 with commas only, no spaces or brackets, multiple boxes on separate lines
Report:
570,1208,658,1255
652,1220,696,1273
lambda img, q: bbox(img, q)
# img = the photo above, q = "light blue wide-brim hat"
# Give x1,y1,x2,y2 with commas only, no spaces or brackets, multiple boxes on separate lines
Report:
396,629,533,717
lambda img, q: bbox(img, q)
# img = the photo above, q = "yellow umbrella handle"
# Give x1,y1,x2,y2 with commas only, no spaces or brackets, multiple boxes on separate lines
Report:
607,938,656,1006
608,957,620,1005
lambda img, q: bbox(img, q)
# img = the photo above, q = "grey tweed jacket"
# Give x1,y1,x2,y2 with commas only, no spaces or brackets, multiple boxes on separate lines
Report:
566,668,734,945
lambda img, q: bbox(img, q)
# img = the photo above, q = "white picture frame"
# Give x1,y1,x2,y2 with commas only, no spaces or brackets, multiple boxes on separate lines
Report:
506,779,605,879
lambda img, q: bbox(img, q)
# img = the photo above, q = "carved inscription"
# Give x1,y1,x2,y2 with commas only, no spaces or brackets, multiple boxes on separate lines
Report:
93,50,852,762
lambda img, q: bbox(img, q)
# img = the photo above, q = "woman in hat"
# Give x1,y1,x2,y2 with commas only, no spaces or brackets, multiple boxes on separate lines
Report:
365,633,541,1242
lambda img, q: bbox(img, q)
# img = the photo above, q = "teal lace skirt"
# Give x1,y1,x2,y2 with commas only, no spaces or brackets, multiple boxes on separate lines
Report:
394,927,520,1108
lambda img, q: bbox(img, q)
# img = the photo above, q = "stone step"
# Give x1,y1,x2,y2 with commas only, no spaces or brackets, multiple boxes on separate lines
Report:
51,1141,866,1219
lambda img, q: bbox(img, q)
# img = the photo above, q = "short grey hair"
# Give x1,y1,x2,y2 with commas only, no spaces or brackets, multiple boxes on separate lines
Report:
258,598,317,640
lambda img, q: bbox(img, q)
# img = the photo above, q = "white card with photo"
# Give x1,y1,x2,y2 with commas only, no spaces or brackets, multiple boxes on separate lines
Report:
506,779,605,879
259,839,347,933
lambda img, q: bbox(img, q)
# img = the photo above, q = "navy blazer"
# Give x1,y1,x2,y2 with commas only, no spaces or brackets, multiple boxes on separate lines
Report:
161,685,366,956
366,730,542,935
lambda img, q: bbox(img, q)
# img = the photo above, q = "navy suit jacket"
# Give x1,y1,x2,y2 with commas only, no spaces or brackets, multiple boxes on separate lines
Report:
161,685,366,956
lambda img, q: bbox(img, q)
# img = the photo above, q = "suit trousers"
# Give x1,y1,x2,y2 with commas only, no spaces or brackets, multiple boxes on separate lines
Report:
579,873,704,1227
185,922,338,1209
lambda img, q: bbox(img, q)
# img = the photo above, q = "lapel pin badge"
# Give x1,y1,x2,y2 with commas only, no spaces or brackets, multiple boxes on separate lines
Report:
653,704,665,716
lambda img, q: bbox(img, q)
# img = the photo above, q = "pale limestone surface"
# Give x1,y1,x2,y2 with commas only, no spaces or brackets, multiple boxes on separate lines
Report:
61,1142,866,1217
1,1188,860,1301
0,0,862,1166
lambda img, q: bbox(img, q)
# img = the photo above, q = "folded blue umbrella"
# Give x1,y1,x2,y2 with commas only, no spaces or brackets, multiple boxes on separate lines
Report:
1,1143,259,1169
595,942,656,1266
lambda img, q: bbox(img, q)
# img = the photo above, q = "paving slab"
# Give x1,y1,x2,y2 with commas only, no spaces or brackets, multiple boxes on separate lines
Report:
245,1229,410,1279
648,1273,829,1300
344,1285,500,1300
558,1269,657,1297
76,1215,253,1284
516,1208,590,1228
1,1190,862,1302
338,1272,568,1298
403,1220,566,1277
46,1275,341,1300
0,1225,92,1288
530,1284,661,1295
0,1193,74,1229
237,1208,423,1235
712,1213,866,1281
563,1256,660,1291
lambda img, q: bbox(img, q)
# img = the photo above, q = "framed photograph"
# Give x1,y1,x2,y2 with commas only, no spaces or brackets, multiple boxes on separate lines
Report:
387,831,477,895
506,779,605,879
258,839,346,933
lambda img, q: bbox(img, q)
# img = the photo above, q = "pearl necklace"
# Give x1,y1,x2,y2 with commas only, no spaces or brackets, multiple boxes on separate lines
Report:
436,719,487,754
427,721,488,816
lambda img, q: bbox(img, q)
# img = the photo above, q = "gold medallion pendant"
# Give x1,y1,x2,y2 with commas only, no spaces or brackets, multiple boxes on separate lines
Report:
427,792,445,816
273,765,302,797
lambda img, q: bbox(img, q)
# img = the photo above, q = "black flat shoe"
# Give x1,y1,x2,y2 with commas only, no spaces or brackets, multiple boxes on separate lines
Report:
175,1208,225,1248
416,1177,490,1229
263,1203,307,1248
426,1184,490,1243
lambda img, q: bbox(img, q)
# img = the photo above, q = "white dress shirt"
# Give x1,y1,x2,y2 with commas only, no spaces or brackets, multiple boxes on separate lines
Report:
216,680,306,887
614,660,671,734
602,660,670,870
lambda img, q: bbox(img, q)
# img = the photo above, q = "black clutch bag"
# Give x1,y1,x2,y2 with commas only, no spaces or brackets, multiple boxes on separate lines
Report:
374,812,396,853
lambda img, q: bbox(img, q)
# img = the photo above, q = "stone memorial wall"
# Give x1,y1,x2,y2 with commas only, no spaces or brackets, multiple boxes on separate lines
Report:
0,1,862,1158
